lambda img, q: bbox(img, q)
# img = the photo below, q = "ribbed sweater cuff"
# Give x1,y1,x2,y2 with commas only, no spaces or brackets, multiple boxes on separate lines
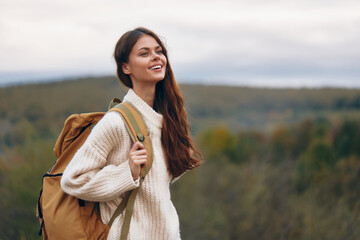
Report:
114,161,140,192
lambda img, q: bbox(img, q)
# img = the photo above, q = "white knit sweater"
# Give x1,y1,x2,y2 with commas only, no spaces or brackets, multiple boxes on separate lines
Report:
61,89,181,240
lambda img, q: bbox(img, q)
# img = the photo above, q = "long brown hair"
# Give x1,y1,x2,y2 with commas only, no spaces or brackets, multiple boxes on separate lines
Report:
113,27,202,177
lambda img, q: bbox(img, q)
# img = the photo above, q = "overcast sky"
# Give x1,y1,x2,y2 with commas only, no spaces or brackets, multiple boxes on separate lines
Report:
0,0,359,87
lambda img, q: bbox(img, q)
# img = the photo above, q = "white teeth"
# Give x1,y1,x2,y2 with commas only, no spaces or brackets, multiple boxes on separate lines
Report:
150,65,161,70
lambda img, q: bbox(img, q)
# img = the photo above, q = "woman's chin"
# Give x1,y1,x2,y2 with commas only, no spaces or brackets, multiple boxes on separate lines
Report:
151,75,166,83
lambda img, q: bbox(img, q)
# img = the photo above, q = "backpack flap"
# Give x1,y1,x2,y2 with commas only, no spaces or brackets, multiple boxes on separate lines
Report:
53,112,104,158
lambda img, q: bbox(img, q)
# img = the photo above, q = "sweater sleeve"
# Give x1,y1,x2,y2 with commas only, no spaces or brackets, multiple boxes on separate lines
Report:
60,111,139,202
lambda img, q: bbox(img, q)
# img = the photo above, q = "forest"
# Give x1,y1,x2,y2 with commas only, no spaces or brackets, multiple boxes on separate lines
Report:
1,76,360,239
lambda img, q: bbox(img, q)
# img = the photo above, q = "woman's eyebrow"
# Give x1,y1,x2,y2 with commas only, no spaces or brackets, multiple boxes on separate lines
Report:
138,45,162,52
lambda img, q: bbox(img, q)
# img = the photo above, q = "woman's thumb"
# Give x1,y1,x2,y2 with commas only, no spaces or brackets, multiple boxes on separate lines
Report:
131,141,144,151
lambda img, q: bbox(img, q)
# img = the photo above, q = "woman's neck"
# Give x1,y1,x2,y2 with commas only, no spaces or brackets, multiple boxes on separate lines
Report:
132,82,156,108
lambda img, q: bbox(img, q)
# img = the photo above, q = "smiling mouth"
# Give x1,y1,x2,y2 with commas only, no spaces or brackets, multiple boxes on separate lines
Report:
149,65,162,70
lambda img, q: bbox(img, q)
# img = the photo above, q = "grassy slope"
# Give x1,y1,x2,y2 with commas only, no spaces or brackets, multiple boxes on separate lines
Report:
1,76,360,239
1,76,360,137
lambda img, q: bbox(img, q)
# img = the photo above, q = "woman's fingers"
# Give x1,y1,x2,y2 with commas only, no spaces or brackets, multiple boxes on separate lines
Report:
129,149,147,158
129,142,148,180
136,158,147,168
131,155,147,160
130,141,144,151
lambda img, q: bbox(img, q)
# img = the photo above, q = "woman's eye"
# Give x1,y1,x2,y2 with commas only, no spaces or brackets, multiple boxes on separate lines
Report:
140,52,148,56
157,50,163,55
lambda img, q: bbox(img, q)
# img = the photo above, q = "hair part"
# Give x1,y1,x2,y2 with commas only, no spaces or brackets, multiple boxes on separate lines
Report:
113,27,202,177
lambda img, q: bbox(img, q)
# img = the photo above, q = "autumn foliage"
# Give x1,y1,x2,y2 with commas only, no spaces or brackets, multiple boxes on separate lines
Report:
1,77,360,239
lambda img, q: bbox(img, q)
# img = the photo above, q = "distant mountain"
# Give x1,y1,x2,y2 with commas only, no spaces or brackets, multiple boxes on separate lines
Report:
1,76,360,136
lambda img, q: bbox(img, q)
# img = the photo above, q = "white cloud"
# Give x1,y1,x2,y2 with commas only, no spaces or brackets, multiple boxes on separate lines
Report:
0,0,359,87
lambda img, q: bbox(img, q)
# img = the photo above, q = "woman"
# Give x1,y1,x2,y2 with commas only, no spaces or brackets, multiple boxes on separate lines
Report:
61,27,202,239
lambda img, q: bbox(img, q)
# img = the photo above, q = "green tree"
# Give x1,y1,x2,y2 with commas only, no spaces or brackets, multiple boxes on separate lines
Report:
295,140,336,193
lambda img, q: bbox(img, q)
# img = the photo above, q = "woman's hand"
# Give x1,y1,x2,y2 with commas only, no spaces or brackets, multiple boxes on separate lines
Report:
129,142,147,181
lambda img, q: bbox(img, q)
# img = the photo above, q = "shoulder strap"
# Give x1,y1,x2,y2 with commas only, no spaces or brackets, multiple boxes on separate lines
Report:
112,102,153,178
107,102,153,240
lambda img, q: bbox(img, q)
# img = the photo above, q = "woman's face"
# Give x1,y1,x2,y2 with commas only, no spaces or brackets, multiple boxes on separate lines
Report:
122,35,167,85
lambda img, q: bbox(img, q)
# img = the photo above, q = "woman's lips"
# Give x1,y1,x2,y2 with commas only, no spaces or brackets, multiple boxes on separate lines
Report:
149,64,163,71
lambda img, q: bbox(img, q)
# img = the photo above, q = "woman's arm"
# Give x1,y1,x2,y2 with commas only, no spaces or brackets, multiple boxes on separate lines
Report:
60,112,139,202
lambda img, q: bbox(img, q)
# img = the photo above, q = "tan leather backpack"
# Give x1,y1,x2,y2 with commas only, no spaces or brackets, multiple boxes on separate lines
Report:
36,99,153,240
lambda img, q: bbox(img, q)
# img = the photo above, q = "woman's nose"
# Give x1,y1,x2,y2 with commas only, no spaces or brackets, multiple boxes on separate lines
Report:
151,51,160,60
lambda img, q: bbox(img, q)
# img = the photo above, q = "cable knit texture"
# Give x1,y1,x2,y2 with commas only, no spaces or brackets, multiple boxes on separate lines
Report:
61,89,181,240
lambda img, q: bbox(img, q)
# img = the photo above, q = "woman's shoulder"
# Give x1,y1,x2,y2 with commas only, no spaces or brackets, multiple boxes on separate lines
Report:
91,111,127,135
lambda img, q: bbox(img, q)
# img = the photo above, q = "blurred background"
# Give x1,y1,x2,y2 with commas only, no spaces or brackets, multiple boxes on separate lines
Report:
1,0,360,239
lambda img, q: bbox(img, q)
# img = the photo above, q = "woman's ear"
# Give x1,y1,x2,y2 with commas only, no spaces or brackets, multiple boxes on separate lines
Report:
122,63,131,75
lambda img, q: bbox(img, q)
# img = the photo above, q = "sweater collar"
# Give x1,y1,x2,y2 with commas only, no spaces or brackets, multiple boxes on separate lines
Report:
123,88,163,130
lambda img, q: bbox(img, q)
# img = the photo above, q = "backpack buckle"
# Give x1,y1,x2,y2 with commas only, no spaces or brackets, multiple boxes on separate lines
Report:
137,133,145,142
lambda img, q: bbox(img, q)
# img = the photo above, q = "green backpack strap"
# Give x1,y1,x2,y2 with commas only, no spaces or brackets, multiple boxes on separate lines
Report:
106,101,153,240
